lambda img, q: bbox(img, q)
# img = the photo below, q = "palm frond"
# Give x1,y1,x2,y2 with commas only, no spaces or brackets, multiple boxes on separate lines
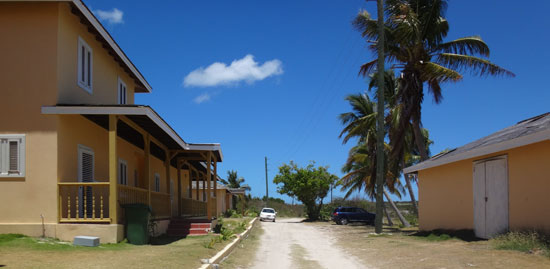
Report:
435,36,490,57
435,53,515,77
353,10,379,40
427,78,443,103
359,59,379,77
420,62,462,83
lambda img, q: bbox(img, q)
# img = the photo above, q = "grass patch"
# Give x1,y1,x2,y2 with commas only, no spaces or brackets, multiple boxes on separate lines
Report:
491,231,550,256
411,229,481,242
290,243,322,269
220,221,264,268
0,233,130,251
0,233,227,268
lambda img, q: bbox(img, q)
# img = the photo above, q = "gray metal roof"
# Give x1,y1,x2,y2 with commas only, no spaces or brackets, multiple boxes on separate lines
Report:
403,113,550,173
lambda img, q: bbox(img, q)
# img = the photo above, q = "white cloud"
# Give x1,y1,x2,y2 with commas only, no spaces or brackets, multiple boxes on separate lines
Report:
183,54,283,87
193,93,211,104
95,8,124,24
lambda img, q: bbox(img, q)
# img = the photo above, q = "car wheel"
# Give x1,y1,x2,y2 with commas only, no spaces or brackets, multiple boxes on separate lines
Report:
273,219,276,222
340,218,349,225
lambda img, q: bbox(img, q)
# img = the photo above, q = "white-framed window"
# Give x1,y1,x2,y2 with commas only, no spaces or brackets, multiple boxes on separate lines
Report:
77,144,94,183
118,159,128,185
117,77,127,104
0,135,25,177
154,173,160,192
77,37,93,93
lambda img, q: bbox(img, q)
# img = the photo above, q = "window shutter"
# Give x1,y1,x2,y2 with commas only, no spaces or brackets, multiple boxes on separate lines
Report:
81,152,93,182
8,140,19,173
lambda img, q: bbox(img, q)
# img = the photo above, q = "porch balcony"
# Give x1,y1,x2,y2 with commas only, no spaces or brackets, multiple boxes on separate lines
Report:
58,183,216,223
47,105,223,225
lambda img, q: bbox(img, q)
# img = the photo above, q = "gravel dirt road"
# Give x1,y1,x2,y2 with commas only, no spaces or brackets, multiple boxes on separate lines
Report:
250,218,368,269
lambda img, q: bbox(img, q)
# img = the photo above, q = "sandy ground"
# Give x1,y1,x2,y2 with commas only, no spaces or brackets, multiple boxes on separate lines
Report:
308,222,550,269
250,218,368,269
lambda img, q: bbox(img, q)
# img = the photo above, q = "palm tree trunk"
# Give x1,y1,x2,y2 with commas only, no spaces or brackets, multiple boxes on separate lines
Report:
404,173,419,215
401,159,418,216
412,120,429,160
383,188,410,227
383,204,394,226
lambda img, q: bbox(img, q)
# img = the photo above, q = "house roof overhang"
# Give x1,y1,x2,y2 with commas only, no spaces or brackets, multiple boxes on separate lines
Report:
41,105,223,162
1,0,152,92
403,115,550,174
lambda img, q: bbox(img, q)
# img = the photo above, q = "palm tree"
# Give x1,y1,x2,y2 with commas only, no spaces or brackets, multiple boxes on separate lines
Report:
353,0,514,163
220,170,251,191
340,142,410,227
366,70,431,215
339,93,410,227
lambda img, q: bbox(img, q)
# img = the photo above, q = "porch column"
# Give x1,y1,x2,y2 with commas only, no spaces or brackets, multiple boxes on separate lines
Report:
213,156,217,197
177,158,182,216
202,171,205,201
187,162,193,199
108,115,118,224
145,134,151,206
206,152,212,220
165,153,171,215
195,168,199,201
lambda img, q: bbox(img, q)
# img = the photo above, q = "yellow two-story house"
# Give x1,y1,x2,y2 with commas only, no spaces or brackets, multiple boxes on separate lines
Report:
0,0,225,243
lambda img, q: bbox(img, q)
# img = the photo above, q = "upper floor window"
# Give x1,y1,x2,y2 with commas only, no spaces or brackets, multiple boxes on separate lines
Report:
77,37,93,93
0,135,25,177
118,78,127,104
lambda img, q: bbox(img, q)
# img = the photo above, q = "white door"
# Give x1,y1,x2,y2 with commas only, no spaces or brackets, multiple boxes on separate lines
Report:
473,157,509,239
78,145,94,218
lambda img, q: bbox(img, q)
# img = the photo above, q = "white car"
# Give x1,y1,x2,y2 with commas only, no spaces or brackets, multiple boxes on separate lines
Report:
259,208,277,222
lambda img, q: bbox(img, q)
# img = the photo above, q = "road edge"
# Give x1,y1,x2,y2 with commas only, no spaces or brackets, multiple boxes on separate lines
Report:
198,217,258,269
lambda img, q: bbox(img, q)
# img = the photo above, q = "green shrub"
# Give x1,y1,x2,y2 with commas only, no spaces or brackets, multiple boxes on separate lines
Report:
220,227,236,241
491,231,550,256
224,209,236,218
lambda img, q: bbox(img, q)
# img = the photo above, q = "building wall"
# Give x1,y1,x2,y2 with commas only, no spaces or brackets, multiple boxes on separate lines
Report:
418,141,550,233
0,2,60,225
58,115,109,183
150,152,168,194
56,2,136,105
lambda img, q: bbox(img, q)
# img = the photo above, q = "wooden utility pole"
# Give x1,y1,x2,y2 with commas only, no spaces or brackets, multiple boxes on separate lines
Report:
265,157,269,208
374,0,386,234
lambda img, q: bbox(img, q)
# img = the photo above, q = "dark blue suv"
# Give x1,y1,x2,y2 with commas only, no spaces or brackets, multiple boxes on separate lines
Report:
332,207,375,225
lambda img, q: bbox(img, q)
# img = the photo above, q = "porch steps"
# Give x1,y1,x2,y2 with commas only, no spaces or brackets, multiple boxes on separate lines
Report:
166,219,212,236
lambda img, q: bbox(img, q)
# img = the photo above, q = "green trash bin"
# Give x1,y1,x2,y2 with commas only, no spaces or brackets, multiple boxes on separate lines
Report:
122,203,151,245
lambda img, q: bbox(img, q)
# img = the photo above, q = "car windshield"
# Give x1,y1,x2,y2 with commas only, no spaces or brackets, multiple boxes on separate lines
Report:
262,209,275,213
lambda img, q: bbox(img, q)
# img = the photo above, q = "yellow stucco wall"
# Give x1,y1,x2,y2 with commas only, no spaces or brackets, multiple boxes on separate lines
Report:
418,141,550,233
0,2,60,224
56,2,136,105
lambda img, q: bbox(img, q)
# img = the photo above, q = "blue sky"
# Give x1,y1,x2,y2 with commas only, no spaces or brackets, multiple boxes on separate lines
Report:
87,0,550,202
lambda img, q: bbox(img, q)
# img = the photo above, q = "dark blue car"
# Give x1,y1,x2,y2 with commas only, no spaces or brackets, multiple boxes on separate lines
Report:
332,207,375,225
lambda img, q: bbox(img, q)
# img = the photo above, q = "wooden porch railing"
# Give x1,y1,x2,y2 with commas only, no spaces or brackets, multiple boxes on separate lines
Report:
58,182,111,223
118,185,148,205
181,197,207,217
151,191,171,219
